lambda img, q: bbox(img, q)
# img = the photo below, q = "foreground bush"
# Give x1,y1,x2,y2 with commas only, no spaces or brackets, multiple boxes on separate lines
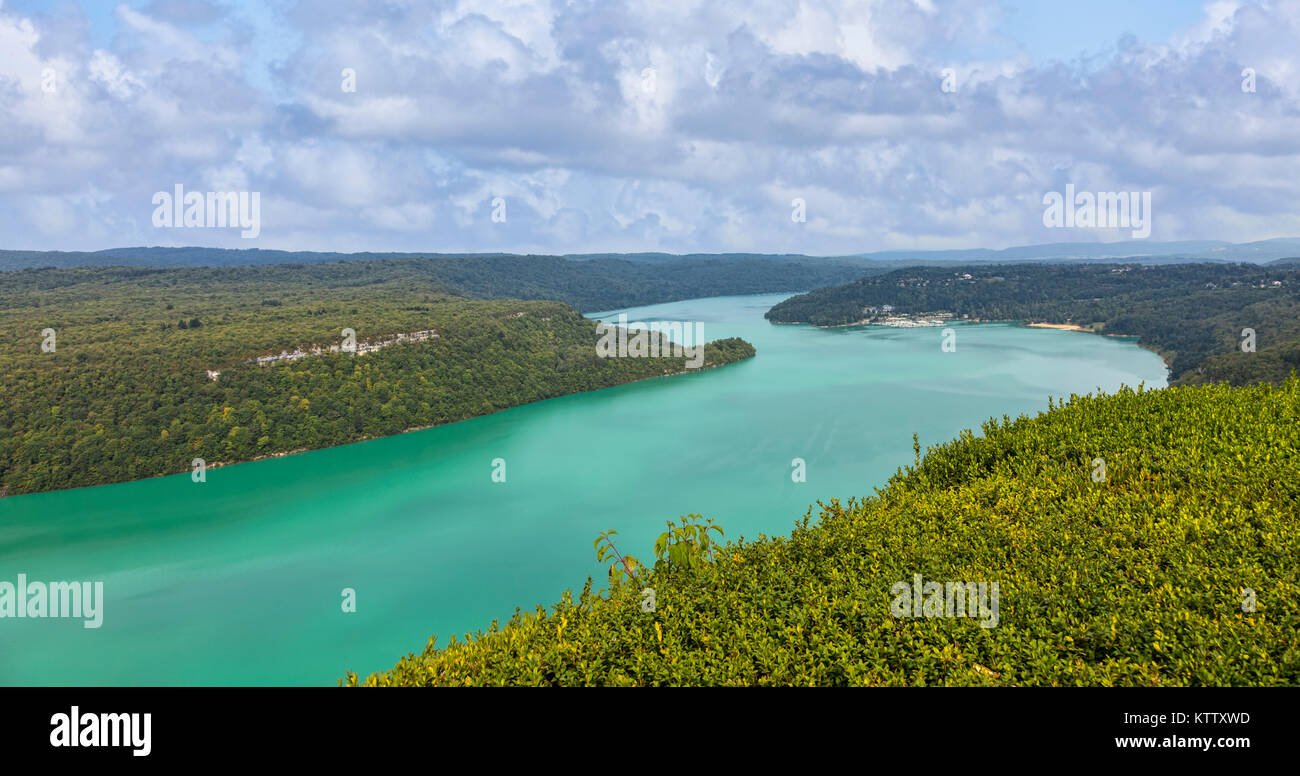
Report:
346,378,1300,686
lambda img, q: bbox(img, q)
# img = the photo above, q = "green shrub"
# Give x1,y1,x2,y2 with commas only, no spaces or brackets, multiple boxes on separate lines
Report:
347,378,1300,686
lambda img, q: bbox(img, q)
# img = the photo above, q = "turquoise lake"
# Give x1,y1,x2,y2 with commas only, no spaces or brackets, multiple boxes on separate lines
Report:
0,293,1168,685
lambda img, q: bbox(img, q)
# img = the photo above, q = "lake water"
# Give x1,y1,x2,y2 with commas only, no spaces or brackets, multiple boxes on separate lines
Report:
0,293,1167,685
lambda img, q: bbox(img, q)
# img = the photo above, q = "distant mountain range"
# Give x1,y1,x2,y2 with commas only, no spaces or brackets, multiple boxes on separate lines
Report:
852,238,1300,264
0,247,847,271
2,238,1299,271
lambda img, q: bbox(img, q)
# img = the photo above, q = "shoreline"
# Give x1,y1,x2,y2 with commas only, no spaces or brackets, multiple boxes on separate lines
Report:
1025,322,1088,332
769,314,1176,377
769,317,950,329
0,347,755,499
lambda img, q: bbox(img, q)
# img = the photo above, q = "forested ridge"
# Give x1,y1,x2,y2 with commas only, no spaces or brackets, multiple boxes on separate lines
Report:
351,379,1300,686
0,252,867,305
0,261,758,495
765,262,1300,384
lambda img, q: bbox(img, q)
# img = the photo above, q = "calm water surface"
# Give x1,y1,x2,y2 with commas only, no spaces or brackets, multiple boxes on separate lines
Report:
0,293,1167,685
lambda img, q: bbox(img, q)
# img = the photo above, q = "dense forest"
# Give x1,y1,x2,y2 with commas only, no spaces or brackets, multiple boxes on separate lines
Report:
6,239,1300,270
349,378,1300,686
0,246,873,278
413,254,866,311
3,254,866,313
0,262,758,495
765,263,1300,384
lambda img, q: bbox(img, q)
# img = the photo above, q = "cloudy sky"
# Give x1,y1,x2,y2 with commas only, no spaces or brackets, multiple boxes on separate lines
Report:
2,0,1299,254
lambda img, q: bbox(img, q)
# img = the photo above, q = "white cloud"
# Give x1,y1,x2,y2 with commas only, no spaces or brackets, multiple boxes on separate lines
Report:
0,0,1299,253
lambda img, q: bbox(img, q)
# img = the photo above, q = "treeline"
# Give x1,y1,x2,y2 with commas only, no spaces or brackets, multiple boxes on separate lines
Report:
418,254,868,311
0,246,876,271
350,379,1300,686
3,253,866,314
765,263,1300,384
0,263,756,495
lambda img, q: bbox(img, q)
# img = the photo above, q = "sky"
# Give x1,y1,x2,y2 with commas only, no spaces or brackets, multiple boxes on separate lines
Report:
1,0,1298,255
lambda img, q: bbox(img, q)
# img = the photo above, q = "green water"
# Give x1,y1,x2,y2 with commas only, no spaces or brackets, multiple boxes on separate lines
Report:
0,293,1167,685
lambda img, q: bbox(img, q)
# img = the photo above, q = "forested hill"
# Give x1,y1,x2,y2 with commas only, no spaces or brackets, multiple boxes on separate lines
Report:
351,379,1300,686
8,237,1300,270
765,263,1300,385
1,254,867,314
0,262,758,495
405,254,866,311
0,245,869,276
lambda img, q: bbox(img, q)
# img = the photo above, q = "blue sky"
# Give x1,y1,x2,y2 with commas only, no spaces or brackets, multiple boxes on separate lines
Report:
995,0,1204,62
1,0,1297,254
5,0,1212,67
